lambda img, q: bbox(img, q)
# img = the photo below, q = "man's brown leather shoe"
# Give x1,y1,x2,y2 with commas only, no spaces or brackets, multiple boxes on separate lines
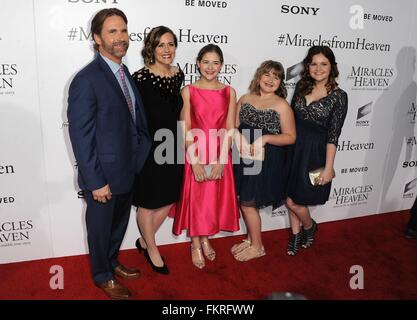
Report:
114,264,140,279
96,279,132,300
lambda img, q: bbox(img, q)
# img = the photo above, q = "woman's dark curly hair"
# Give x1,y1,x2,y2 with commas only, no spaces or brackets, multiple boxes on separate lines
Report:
295,45,339,98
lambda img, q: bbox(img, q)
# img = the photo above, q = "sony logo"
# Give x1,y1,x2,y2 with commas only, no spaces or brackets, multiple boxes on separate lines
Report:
281,5,320,16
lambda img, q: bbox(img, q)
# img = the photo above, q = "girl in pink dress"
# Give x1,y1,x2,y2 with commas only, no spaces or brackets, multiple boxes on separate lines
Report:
171,44,240,269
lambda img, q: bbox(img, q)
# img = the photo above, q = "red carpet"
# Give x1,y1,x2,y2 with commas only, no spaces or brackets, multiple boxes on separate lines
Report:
1,211,416,300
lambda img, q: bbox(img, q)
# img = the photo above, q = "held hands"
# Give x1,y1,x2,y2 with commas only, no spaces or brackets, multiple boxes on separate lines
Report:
318,168,335,186
237,135,251,157
208,164,224,180
192,163,207,183
192,163,224,182
249,136,266,157
92,184,112,203
239,136,265,160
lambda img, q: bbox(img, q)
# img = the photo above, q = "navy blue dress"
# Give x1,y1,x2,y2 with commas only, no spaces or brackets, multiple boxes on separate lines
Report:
286,87,348,205
234,103,290,209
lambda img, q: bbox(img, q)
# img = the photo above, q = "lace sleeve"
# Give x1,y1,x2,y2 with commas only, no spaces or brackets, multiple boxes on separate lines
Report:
327,90,348,146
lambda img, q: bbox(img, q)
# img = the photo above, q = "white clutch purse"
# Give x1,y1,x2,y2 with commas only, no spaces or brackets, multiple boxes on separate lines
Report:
203,164,223,180
203,165,212,177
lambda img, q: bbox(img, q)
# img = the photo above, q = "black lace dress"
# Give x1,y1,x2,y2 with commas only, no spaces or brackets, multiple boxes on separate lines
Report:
234,103,291,209
286,87,348,205
131,67,184,209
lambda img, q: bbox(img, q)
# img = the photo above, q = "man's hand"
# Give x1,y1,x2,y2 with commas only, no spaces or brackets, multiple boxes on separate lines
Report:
92,184,112,203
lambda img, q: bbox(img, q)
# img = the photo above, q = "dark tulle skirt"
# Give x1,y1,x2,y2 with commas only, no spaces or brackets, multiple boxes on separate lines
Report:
286,120,331,205
234,123,290,209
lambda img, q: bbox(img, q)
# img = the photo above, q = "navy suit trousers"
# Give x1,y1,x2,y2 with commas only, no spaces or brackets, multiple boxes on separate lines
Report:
84,191,132,284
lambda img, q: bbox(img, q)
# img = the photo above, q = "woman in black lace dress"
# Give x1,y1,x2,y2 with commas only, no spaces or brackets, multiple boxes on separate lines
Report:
131,26,184,274
286,46,348,256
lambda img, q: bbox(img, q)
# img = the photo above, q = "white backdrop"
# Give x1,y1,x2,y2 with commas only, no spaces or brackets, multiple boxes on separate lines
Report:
1,0,417,263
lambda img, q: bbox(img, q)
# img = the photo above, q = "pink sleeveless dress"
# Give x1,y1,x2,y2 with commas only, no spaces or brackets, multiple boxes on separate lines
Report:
171,85,240,236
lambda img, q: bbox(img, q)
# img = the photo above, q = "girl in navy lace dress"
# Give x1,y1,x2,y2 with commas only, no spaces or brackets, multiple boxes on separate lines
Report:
286,46,348,256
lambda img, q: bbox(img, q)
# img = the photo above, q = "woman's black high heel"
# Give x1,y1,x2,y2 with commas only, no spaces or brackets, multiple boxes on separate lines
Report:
144,250,169,275
135,238,145,254
302,219,318,249
135,238,169,274
286,231,303,256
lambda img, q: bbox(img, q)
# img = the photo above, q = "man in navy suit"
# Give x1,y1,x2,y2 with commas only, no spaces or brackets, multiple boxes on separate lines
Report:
67,8,151,299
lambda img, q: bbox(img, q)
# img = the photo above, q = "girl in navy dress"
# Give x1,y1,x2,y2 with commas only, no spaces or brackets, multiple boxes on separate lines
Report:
231,60,296,261
286,46,348,255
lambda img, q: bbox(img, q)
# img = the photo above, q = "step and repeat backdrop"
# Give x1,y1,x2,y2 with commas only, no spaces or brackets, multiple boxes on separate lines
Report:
1,0,417,263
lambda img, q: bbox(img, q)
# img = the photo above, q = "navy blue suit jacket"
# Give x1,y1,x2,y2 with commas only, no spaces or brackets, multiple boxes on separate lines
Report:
68,54,151,194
